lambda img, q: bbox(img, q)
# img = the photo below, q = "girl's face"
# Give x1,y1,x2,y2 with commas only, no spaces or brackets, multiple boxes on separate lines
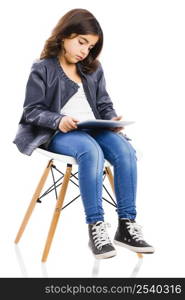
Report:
61,34,99,63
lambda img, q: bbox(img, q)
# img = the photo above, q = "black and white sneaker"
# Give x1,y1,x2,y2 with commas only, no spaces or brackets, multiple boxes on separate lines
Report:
114,218,155,254
88,221,117,259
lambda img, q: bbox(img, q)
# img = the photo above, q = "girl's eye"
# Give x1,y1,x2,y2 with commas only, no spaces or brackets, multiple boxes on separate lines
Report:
79,40,92,51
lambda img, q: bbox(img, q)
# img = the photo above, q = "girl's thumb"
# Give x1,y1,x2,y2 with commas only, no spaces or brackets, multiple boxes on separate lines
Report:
73,118,80,122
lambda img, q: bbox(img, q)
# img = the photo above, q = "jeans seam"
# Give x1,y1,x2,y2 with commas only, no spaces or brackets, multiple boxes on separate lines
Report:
95,133,136,216
79,133,104,219
114,133,136,209
48,131,104,221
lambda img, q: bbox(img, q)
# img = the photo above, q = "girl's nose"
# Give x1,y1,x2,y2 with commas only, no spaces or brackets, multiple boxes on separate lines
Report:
81,47,89,57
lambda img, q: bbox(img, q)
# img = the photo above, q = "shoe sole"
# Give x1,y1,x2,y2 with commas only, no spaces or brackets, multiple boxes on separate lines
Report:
114,240,155,254
94,250,117,259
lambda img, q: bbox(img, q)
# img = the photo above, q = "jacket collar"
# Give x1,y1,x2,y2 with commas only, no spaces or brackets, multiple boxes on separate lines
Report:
76,62,87,78
54,56,83,88
54,55,86,77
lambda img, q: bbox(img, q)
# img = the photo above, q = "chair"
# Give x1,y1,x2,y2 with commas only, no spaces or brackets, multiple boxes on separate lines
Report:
14,148,118,262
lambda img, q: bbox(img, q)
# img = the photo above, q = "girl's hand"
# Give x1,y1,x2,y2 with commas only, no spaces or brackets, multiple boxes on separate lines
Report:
109,115,125,133
58,116,79,133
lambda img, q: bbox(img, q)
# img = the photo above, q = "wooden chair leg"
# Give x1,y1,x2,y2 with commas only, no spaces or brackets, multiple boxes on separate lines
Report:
41,164,72,262
105,167,143,258
14,159,53,244
137,253,143,258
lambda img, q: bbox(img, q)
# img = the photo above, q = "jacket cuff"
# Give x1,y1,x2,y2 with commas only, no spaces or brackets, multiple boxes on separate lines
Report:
101,110,118,120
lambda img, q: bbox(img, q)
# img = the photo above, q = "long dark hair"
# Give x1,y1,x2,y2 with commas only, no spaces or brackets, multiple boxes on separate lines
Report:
40,8,103,73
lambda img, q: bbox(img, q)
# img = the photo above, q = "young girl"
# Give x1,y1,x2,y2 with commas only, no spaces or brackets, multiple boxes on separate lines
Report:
13,8,154,259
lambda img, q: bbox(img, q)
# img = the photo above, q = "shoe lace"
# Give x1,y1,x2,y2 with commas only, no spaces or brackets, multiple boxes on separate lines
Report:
126,221,144,241
92,221,111,250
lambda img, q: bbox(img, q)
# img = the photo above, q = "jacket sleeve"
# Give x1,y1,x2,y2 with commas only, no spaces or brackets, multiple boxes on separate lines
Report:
96,64,118,120
22,63,65,130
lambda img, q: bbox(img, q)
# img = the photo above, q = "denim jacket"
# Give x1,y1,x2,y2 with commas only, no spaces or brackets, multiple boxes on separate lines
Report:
13,56,129,156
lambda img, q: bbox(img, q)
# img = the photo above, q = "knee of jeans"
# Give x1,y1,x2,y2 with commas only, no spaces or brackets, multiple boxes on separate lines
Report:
129,143,137,156
128,144,137,160
128,145,137,162
77,141,104,162
118,142,137,161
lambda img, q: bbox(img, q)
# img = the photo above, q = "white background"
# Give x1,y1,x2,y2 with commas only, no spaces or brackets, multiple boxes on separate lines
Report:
0,0,185,277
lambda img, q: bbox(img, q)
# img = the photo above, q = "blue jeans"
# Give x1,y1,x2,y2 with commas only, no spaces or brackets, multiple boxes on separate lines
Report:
46,129,137,224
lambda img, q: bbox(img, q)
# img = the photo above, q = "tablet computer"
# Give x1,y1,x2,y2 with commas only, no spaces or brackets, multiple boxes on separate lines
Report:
77,119,135,129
